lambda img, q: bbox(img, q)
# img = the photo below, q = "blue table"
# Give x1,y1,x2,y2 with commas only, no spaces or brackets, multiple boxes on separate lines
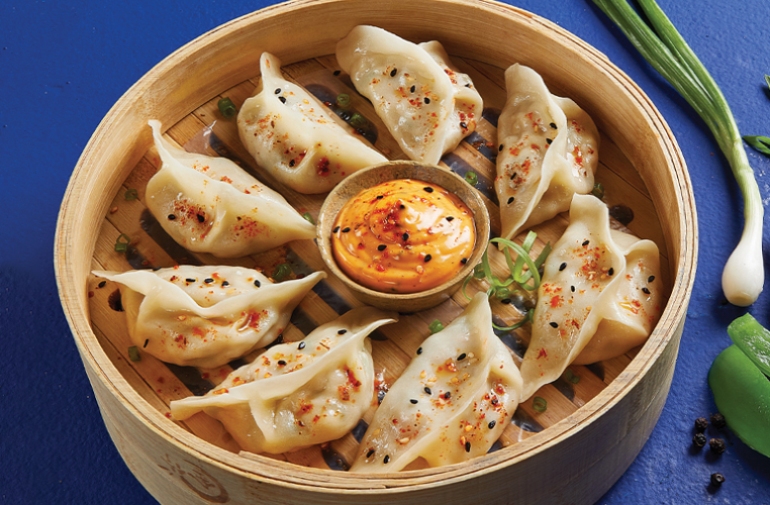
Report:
3,1,769,503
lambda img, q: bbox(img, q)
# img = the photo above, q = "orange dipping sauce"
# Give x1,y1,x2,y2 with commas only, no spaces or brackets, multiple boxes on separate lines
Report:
331,179,476,294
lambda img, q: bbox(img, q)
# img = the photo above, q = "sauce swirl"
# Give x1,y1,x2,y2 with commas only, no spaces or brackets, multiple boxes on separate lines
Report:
331,179,476,293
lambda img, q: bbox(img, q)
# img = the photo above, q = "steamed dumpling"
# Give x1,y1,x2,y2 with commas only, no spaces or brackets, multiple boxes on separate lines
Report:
237,52,387,194
145,120,316,258
93,265,326,368
350,293,521,472
495,63,599,241
336,25,483,165
519,194,662,400
170,307,398,454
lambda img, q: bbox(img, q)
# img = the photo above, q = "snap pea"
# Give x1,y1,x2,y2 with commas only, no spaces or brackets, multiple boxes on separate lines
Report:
727,313,770,377
708,344,770,458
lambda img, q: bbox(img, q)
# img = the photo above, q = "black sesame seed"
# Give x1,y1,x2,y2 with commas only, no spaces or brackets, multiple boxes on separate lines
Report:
424,254,432,262
446,216,455,222
571,285,576,292
168,214,176,220
376,195,384,199
460,121,468,129
143,339,149,348
333,226,340,233
221,281,230,287
185,278,196,283
342,227,351,233
417,347,423,355
546,138,552,145
424,97,431,104
559,262,567,271
457,353,467,361
383,455,390,464
366,448,375,458
289,159,295,167
410,399,418,404
582,240,590,246
550,122,557,129
488,420,496,429
693,433,707,448
499,144,504,152
608,268,614,276
279,96,287,104
410,85,416,93
337,329,348,335
549,322,559,328
277,360,287,366
648,275,656,283
378,244,387,251
333,70,341,76
254,279,261,287
507,197,515,205
444,392,451,399
196,213,205,223
204,278,214,283
403,233,410,241
424,387,432,395
710,473,725,487
400,204,406,209
461,258,468,264
298,341,306,350
694,417,709,432
274,88,281,94
464,83,471,88
501,298,512,305
390,68,397,77
423,186,434,193
642,287,651,295
491,397,499,405
465,441,471,453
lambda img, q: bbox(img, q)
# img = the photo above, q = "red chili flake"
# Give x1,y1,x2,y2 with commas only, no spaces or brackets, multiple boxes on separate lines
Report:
537,348,548,359
550,295,563,308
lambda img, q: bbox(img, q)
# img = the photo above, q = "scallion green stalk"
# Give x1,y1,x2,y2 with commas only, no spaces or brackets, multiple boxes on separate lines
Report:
593,0,764,306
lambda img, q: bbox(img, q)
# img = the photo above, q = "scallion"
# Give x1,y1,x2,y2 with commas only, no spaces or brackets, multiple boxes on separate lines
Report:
114,233,131,253
464,171,478,186
428,319,444,334
302,212,315,225
592,0,764,306
273,262,292,282
217,97,237,119
124,188,138,200
128,345,141,362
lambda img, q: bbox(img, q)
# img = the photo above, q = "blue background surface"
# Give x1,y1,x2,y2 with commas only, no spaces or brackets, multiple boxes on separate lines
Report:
2,0,770,503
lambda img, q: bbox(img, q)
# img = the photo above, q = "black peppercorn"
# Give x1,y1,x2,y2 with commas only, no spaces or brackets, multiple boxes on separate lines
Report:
694,417,708,432
710,473,725,487
710,412,726,429
692,433,707,448
709,438,726,455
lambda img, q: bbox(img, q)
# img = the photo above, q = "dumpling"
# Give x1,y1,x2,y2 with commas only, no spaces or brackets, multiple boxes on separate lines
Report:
170,307,398,454
519,194,663,400
93,265,325,368
237,52,387,194
145,120,316,258
495,63,599,242
350,293,521,472
336,25,484,165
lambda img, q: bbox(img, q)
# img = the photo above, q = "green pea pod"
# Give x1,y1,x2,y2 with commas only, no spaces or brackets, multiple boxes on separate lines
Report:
727,313,770,377
708,345,770,458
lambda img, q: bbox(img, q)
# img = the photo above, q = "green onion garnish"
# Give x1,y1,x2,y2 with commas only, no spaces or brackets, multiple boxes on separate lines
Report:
564,368,581,385
124,188,139,200
217,97,237,119
114,233,131,253
464,171,478,186
302,212,315,225
591,182,605,200
429,319,444,334
128,346,141,362
532,396,548,413
592,0,763,306
336,93,351,109
273,263,292,282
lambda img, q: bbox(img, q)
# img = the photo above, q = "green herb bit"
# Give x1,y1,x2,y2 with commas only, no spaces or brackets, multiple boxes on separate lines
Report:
592,0,763,306
464,171,479,186
217,97,237,119
532,396,548,413
302,212,315,225
273,262,292,282
124,188,139,201
743,135,770,156
349,112,368,129
563,368,581,384
591,182,605,200
128,345,141,362
428,319,444,334
114,233,131,253
336,93,351,109
726,313,770,377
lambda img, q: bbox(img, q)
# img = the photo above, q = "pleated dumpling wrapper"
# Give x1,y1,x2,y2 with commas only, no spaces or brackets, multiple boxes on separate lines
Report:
350,293,522,472
519,194,663,401
336,25,483,165
93,266,325,368
495,63,600,242
171,307,398,454
237,52,387,194
145,120,316,258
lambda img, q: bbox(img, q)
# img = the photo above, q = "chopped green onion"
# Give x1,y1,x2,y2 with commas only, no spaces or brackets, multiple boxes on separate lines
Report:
428,319,444,334
563,368,581,385
349,112,368,129
464,171,478,186
532,396,548,413
743,135,770,156
273,263,292,282
302,212,315,225
128,345,141,362
592,0,764,306
217,97,237,119
124,188,138,200
336,93,351,109
591,182,605,200
114,233,131,253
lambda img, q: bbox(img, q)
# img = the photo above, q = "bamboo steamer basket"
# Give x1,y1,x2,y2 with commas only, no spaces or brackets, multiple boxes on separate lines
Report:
54,0,697,503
